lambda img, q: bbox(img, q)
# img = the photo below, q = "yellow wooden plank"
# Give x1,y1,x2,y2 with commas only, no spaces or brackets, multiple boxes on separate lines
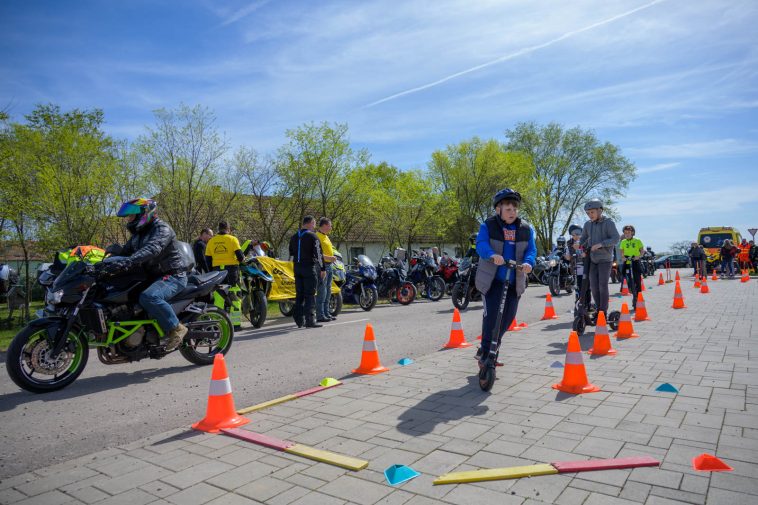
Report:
237,395,298,415
285,444,368,471
433,464,558,485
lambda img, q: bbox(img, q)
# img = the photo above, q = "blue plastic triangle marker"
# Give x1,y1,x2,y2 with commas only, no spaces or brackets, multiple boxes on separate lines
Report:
655,383,679,393
398,358,414,366
550,361,564,368
384,464,420,486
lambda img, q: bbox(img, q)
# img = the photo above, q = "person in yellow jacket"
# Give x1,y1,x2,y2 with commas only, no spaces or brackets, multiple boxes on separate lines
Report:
205,221,245,327
619,225,644,310
315,217,337,322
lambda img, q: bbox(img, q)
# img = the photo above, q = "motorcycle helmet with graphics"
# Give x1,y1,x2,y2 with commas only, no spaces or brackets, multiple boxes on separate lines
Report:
117,198,157,233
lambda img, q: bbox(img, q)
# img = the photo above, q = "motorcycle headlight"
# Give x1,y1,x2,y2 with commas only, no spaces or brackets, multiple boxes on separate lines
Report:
548,259,557,267
46,289,64,305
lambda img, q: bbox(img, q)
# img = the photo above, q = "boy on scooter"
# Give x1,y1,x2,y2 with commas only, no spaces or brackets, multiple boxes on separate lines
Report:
474,188,537,368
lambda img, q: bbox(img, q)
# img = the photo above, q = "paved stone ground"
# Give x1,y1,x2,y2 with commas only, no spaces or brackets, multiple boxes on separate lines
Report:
1,273,756,505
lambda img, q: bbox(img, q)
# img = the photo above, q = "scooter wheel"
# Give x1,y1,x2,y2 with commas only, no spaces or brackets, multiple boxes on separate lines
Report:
478,365,496,392
573,316,586,336
607,310,621,331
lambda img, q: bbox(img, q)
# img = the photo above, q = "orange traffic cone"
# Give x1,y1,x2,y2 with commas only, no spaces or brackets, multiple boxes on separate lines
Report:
552,331,601,394
658,273,665,286
693,276,701,289
672,280,687,309
640,279,646,292
614,303,639,339
444,308,472,348
700,276,709,294
675,270,681,281
712,269,718,281
692,453,733,472
352,323,389,375
634,292,651,321
507,318,523,332
741,270,750,283
588,311,616,356
541,294,559,320
192,354,250,433
620,278,630,296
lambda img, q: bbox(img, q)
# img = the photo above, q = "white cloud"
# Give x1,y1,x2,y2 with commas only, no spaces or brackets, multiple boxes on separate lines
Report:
616,183,758,219
636,162,680,174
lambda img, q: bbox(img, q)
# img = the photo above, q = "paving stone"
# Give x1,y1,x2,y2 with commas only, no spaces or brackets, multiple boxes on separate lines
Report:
508,473,572,503
266,485,311,505
405,450,467,475
66,485,110,504
618,480,650,502
159,461,235,491
96,463,172,495
629,466,682,489
442,484,525,505
165,482,227,505
706,488,758,505
318,475,392,505
92,488,157,505
648,485,707,504
140,479,181,498
236,476,292,502
556,486,590,505
582,492,640,504
204,493,262,505
15,467,99,496
573,436,625,458
0,487,27,504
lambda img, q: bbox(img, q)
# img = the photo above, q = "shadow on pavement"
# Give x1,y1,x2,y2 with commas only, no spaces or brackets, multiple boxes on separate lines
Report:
0,364,195,413
396,375,489,436
546,332,595,355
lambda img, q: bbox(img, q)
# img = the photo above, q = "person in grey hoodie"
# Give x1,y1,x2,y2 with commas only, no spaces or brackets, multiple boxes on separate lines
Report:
579,199,620,316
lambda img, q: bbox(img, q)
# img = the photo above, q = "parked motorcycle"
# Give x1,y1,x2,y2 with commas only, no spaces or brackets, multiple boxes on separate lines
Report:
530,256,551,285
408,251,445,301
238,244,274,328
376,255,416,304
436,254,459,294
341,255,379,311
546,252,575,296
451,256,481,310
6,257,234,393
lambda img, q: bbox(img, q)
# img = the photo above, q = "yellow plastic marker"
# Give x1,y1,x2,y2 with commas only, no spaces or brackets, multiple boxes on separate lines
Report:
434,464,558,485
285,444,369,471
237,395,297,415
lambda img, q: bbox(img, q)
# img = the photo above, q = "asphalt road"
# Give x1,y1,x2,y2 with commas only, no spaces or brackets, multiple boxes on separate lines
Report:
0,280,600,478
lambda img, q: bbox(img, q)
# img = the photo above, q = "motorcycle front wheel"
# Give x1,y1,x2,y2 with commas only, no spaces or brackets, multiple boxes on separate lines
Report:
243,290,267,328
548,276,560,296
278,300,294,317
451,281,470,310
396,282,416,305
6,324,89,393
329,292,343,316
428,276,445,301
359,286,378,311
180,307,234,365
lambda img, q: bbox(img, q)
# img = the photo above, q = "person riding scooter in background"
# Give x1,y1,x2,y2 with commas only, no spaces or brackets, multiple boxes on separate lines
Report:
619,225,644,310
579,199,620,318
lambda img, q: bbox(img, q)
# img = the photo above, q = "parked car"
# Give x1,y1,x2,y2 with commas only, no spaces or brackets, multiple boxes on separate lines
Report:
654,254,690,269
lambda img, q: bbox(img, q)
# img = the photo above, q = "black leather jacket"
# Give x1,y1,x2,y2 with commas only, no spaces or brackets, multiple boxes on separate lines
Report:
122,218,186,275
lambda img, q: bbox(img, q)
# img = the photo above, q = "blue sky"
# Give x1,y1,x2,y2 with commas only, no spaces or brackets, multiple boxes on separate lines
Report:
2,0,757,251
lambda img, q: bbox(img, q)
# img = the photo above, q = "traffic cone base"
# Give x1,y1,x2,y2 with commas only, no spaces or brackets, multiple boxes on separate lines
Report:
353,323,389,375
192,354,250,433
712,270,718,281
541,293,559,320
700,277,709,294
552,331,601,394
588,311,617,356
614,303,639,339
692,454,732,472
658,273,665,286
444,308,472,348
508,318,523,332
620,278,630,296
693,277,700,288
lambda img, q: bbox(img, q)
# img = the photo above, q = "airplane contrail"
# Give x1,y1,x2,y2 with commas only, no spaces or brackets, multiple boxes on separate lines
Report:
364,0,667,108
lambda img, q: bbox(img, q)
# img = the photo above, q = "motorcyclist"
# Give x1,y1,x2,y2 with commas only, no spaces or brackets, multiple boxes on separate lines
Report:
619,225,644,309
566,224,590,307
465,233,480,261
474,188,537,368
100,198,189,351
579,199,620,318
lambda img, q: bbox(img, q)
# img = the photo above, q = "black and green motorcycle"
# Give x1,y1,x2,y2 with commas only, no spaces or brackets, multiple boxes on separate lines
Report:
6,259,235,393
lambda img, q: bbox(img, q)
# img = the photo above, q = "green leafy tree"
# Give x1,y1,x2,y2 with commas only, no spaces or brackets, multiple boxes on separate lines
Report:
137,104,240,242
670,240,691,255
505,122,636,252
429,137,534,252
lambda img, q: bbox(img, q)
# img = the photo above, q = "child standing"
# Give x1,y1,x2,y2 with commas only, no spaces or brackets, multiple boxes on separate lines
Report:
580,199,620,317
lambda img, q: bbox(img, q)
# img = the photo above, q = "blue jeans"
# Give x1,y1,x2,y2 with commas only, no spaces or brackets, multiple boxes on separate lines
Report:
479,280,520,361
316,263,333,319
721,257,734,276
139,273,188,333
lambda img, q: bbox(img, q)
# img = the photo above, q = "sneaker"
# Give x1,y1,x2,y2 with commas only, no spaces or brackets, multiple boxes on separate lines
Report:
475,347,483,359
165,323,188,351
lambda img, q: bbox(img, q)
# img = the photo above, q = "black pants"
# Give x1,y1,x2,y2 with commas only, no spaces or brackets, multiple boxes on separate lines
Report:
621,261,641,307
294,263,319,326
214,265,240,287
479,279,520,361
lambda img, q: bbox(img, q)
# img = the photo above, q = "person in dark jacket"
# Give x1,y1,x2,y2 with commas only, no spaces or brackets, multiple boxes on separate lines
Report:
579,199,620,316
474,188,537,368
100,198,188,351
288,216,325,328
193,228,213,273
750,240,758,273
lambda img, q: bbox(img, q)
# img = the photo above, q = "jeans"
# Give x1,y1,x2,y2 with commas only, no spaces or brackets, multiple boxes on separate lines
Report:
139,273,188,333
315,263,333,319
294,263,319,326
721,257,734,276
479,280,520,361
588,261,612,315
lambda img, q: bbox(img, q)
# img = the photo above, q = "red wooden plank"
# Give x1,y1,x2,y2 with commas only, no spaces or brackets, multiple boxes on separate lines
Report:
551,456,660,473
221,428,294,451
293,382,342,398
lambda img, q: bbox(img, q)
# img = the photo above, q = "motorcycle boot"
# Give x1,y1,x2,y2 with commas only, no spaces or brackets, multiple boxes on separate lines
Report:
165,323,188,351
